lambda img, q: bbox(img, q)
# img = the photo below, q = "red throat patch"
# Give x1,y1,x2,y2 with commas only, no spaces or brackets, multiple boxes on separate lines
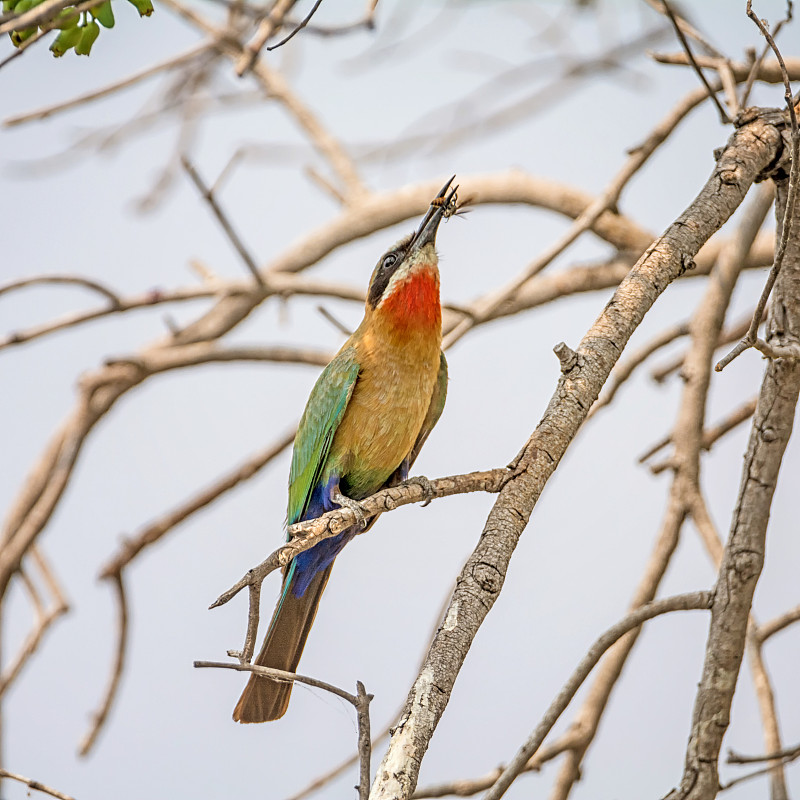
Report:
378,266,441,331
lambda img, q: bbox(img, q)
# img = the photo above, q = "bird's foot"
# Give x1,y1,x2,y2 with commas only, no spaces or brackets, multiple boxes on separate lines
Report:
332,490,369,529
404,475,435,507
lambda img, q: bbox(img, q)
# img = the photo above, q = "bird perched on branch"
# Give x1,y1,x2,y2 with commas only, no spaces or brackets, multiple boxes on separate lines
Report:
233,178,458,723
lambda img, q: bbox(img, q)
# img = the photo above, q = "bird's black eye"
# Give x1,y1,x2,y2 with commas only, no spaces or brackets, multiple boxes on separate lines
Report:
368,250,403,308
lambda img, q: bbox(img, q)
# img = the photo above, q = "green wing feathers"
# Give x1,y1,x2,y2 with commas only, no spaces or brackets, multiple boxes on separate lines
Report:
287,347,361,525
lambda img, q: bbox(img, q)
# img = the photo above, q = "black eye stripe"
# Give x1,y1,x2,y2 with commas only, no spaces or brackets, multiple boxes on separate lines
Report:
367,232,415,308
368,250,401,307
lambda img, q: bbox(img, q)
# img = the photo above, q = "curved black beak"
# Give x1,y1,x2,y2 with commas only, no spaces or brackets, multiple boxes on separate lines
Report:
409,176,458,255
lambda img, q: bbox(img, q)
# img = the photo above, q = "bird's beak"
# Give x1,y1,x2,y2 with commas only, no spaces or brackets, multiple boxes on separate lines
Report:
409,176,458,255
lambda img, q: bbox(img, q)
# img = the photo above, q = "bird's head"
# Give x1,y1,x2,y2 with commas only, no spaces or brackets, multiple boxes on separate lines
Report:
366,178,457,325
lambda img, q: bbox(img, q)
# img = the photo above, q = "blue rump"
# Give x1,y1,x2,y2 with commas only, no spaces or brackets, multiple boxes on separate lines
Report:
291,475,359,598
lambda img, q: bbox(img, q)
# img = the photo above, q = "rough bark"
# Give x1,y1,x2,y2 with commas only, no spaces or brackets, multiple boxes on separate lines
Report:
369,116,784,800
665,155,800,799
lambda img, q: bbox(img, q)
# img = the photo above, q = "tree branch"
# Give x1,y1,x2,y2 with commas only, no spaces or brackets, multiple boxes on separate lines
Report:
369,112,783,800
0,769,75,800
665,159,800,800
483,592,713,800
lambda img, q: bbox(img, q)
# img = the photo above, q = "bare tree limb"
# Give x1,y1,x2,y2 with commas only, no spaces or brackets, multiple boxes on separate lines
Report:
759,604,800,642
99,429,295,581
210,469,507,653
369,112,783,800
717,16,799,371
267,0,324,51
233,0,297,76
549,145,776,800
728,742,800,765
442,80,725,348
3,43,214,127
0,276,363,352
0,346,327,600
483,592,713,800
195,659,373,797
180,156,265,286
78,573,128,757
589,321,690,417
287,583,456,800
665,161,800,800
0,768,75,800
660,0,730,123
0,547,68,697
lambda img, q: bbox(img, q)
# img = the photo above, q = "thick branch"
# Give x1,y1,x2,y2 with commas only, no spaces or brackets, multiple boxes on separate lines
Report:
665,170,800,800
549,172,776,800
369,113,783,800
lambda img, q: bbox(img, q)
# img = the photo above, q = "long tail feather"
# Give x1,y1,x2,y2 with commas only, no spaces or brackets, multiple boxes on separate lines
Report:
232,564,332,723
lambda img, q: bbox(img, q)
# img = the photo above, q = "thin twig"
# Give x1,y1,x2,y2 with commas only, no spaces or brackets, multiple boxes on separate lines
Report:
720,748,800,793
642,0,723,57
646,398,758,474
356,681,372,800
180,156,265,286
316,305,353,336
717,6,799,371
267,0,323,50
753,337,800,359
0,548,69,697
483,592,713,800
0,274,121,304
0,769,75,800
3,43,212,127
759,604,800,642
742,4,792,108
660,0,730,124
234,0,297,76
651,312,756,383
197,658,375,783
589,321,690,417
0,275,363,352
99,429,295,580
728,742,800,765
210,469,507,612
286,582,455,800
78,573,128,756
193,660,356,704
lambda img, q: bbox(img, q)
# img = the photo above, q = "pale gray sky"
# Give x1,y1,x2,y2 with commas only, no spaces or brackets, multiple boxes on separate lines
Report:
2,2,799,799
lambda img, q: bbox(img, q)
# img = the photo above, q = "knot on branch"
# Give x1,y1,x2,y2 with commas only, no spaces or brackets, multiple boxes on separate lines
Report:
679,253,696,275
471,561,503,594
554,342,579,374
729,547,764,583
760,426,778,442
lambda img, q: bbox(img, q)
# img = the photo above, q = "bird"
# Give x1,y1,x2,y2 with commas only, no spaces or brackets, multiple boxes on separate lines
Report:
233,178,457,723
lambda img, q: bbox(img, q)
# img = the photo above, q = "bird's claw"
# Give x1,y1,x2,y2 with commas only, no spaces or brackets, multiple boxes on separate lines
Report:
333,491,369,529
406,475,435,507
